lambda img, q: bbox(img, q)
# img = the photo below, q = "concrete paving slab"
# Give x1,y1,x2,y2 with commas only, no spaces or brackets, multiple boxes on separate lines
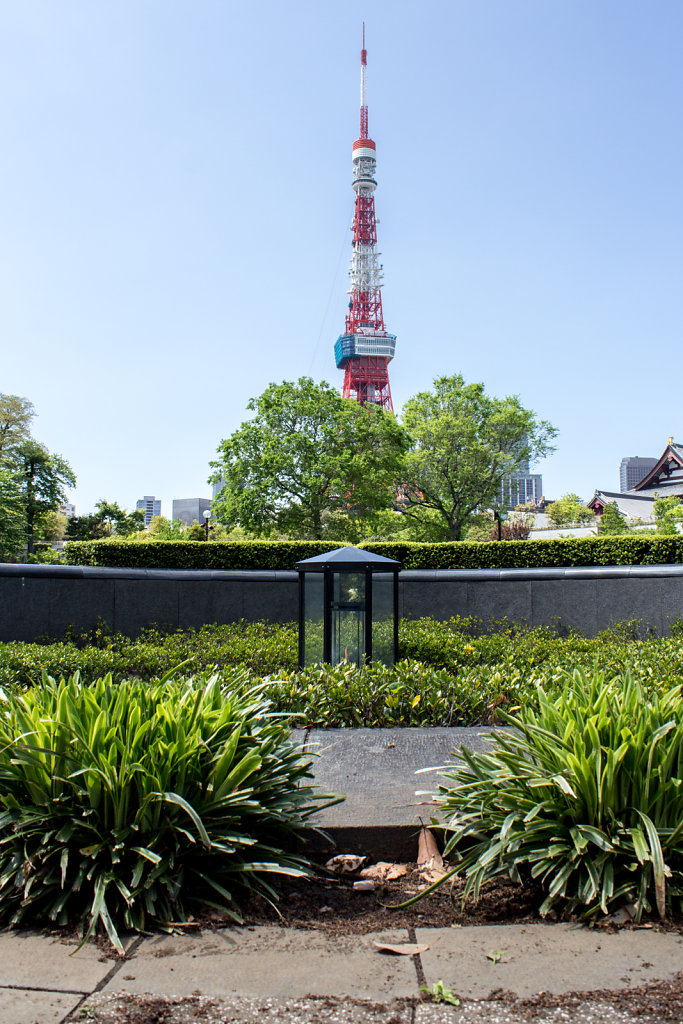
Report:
0,987,82,1024
102,927,419,1000
86,992,414,1023
416,924,683,999
307,728,500,826
0,930,125,992
305,727,500,858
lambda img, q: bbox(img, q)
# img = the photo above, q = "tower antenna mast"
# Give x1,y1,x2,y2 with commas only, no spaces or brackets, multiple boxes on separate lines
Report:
334,26,396,410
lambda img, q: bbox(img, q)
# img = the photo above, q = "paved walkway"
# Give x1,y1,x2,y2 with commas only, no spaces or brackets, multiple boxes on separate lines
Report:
1,923,682,1023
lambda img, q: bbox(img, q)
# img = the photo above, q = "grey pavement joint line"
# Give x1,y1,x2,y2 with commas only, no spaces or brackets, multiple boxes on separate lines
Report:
0,984,86,995
407,926,428,992
62,935,145,1024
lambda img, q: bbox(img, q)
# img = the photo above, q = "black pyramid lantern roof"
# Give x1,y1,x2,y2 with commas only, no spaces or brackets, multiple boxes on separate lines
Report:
295,546,402,572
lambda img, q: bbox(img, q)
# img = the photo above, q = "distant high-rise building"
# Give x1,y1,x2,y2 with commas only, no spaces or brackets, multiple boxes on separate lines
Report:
620,456,657,492
59,503,76,518
136,495,161,530
172,498,212,528
496,457,543,511
497,473,543,511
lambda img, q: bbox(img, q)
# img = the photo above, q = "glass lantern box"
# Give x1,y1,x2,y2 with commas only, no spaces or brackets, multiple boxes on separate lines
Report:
295,546,401,669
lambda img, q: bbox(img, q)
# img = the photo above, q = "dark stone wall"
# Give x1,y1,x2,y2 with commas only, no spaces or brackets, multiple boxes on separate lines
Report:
0,562,681,641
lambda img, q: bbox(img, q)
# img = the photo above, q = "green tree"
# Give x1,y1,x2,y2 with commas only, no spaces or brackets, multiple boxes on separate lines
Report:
546,493,595,528
400,375,557,541
0,394,35,465
93,500,144,536
147,516,187,539
597,501,628,535
17,441,76,555
210,378,409,540
653,494,683,535
66,501,144,540
0,469,26,558
65,513,111,541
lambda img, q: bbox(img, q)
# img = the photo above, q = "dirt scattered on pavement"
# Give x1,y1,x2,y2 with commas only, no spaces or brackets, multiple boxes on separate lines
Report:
73,975,683,1024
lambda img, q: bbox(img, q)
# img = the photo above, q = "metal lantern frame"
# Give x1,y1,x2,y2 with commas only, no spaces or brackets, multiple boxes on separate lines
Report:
295,546,401,669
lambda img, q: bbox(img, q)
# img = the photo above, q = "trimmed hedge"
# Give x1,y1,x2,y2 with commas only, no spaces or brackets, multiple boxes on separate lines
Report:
64,535,683,571
64,540,337,570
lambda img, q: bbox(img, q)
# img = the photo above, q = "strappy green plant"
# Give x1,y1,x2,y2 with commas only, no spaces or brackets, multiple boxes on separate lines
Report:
0,670,333,951
410,668,683,920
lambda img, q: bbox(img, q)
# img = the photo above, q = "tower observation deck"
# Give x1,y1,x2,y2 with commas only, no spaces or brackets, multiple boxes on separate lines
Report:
335,27,396,411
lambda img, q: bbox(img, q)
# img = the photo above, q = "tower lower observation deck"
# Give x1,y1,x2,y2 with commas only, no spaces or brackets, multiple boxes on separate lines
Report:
335,332,397,366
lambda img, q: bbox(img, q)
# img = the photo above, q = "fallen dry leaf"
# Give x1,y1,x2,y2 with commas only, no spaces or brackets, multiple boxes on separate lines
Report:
352,879,375,892
374,941,431,956
415,864,447,884
325,854,366,875
417,825,443,868
359,862,409,882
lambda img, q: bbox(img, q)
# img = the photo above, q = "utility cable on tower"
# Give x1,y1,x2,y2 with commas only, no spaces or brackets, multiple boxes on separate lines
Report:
334,25,396,411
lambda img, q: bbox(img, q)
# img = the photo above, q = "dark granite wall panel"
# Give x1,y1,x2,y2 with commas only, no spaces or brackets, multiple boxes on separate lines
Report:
47,578,116,638
0,577,50,641
242,580,298,623
400,580,469,621
660,576,683,631
2,566,683,640
467,580,532,626
113,580,180,637
594,578,663,635
530,580,597,635
177,581,244,629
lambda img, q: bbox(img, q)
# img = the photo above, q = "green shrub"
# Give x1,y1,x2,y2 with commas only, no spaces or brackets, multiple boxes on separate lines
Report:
64,535,683,570
424,668,683,920
0,621,299,690
264,660,532,727
4,619,683,727
0,671,331,950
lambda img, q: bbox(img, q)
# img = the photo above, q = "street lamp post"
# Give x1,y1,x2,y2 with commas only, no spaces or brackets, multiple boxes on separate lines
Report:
202,509,212,541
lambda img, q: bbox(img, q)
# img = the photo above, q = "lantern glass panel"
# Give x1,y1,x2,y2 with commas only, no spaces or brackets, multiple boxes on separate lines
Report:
331,571,366,666
302,573,324,666
372,572,395,667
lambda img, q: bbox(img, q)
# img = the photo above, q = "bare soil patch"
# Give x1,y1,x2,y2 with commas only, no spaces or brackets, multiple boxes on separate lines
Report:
231,864,683,938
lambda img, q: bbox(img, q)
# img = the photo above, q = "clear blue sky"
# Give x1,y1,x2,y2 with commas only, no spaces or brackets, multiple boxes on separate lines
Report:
2,1,682,516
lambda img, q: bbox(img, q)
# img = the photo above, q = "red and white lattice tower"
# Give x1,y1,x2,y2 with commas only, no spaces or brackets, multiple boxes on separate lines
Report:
334,26,396,411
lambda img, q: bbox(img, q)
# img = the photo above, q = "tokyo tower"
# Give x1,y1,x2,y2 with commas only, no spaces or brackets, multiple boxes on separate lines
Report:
334,26,396,411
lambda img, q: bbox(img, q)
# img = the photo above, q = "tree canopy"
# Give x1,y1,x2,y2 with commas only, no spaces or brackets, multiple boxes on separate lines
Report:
0,394,35,465
399,375,557,541
653,494,683,535
597,501,628,535
210,377,409,540
0,395,76,559
546,493,595,528
65,500,144,541
18,440,76,554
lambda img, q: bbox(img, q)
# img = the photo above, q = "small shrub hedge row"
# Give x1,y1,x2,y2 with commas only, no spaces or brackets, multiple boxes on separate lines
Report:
0,617,653,692
64,535,683,571
3,619,683,727
63,540,338,570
